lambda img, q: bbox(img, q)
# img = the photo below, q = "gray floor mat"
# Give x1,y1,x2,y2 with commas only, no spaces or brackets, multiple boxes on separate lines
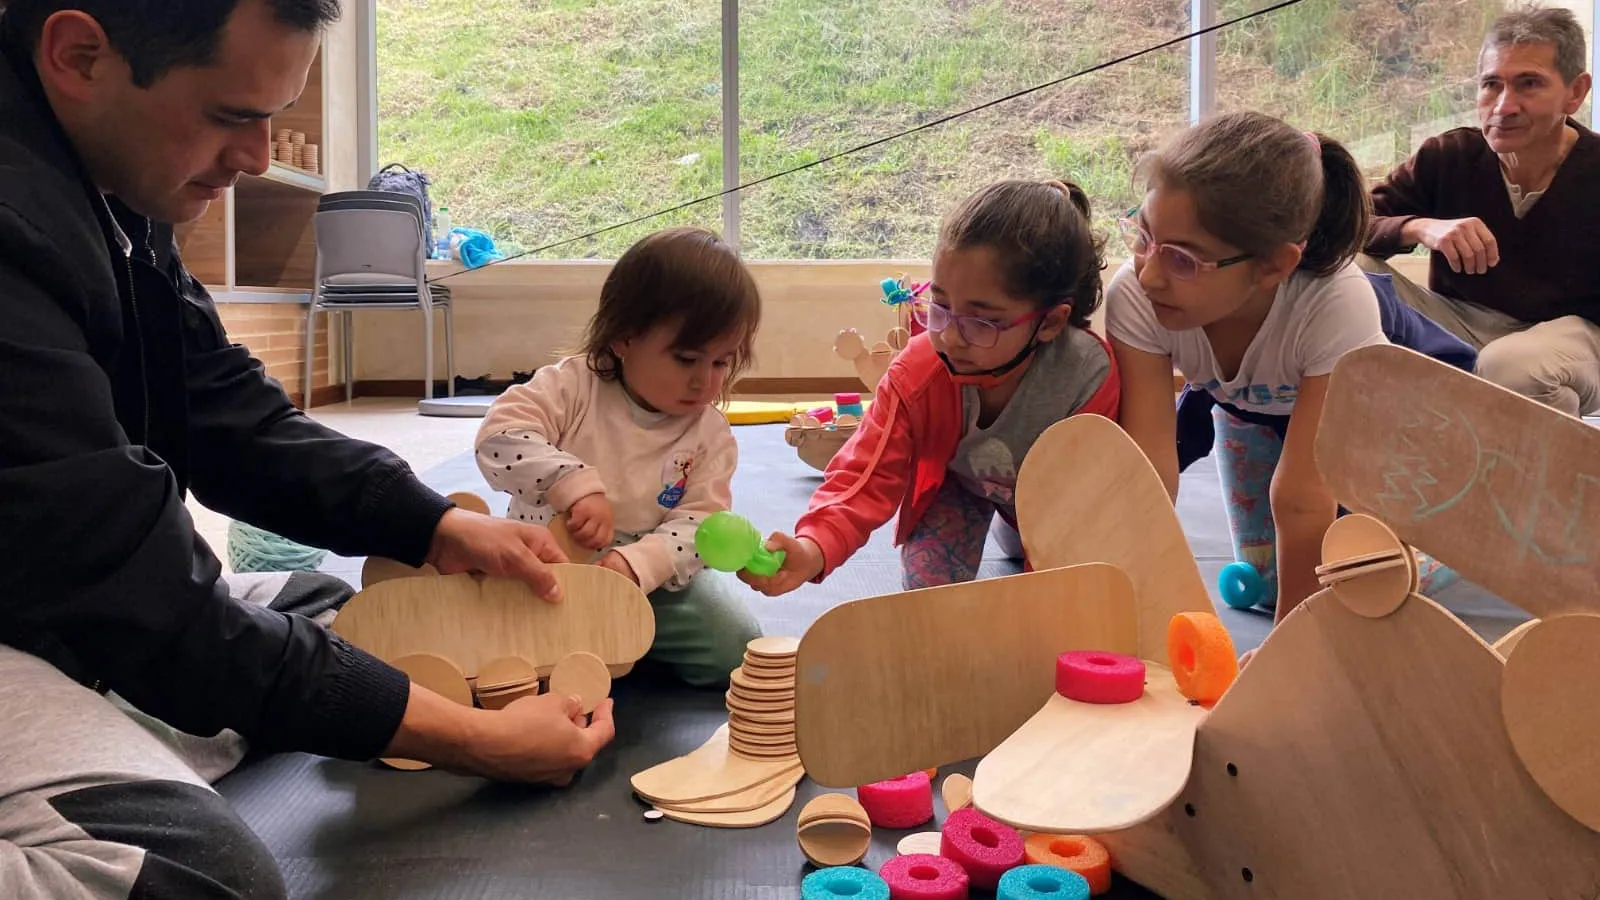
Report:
222,423,1529,898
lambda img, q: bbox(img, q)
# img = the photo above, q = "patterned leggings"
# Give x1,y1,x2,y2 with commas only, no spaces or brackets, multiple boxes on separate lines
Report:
901,479,1022,591
1213,405,1455,606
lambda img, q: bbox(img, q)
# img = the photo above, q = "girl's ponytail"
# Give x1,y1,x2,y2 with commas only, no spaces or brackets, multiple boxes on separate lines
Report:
1299,132,1371,277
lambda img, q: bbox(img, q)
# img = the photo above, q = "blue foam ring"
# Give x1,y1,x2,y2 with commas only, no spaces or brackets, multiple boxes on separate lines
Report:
1218,561,1265,610
801,866,890,900
997,864,1091,900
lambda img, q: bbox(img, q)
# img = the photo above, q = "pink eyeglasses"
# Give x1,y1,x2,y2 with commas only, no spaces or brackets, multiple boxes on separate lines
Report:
909,298,1044,348
1118,208,1251,281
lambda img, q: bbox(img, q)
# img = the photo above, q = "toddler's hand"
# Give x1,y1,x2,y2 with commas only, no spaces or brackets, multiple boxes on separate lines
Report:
738,533,823,597
596,551,638,585
566,493,615,551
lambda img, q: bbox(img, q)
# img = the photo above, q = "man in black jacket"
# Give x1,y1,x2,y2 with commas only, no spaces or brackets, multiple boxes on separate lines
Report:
0,2,615,897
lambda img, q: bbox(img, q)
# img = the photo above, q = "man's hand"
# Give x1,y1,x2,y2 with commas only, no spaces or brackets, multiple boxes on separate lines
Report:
1409,217,1499,275
385,683,616,784
737,533,824,597
425,508,569,601
566,493,615,551
596,551,638,585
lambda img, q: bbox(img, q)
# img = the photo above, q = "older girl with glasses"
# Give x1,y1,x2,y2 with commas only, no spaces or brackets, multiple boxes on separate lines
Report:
739,179,1121,597
1106,111,1473,630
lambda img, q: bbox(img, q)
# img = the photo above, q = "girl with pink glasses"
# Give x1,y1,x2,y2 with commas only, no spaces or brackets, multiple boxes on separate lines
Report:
740,179,1121,596
1106,111,1472,625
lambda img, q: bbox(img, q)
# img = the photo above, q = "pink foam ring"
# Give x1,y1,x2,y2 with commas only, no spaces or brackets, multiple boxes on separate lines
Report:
940,807,1025,891
1055,650,1146,704
808,406,835,424
858,771,934,829
879,853,970,900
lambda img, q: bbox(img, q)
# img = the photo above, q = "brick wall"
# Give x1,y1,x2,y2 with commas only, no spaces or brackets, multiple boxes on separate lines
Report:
215,303,333,405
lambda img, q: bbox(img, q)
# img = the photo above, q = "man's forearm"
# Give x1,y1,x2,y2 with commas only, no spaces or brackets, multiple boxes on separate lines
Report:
381,682,487,773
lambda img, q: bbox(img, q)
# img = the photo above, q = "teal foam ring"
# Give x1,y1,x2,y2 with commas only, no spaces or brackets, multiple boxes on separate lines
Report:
801,866,889,900
996,863,1090,900
1218,561,1265,610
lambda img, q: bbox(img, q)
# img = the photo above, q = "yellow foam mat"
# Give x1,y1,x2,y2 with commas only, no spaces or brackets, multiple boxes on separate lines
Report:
724,399,872,426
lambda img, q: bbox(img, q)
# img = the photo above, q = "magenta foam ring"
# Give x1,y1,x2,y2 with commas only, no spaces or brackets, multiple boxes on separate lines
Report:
879,853,969,900
858,771,934,829
1055,650,1146,704
940,807,1025,891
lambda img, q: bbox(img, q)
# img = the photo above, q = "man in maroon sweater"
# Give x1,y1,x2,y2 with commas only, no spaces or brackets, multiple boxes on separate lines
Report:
1362,6,1599,416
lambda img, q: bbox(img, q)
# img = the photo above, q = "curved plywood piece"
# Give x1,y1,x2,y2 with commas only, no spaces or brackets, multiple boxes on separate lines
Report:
361,557,438,589
1492,617,1540,659
973,664,1204,833
1501,613,1600,833
794,563,1139,787
1016,415,1212,663
1099,590,1600,900
1317,344,1600,619
331,564,654,677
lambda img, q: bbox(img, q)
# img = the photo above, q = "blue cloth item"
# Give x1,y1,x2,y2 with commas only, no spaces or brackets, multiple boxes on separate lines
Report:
450,227,504,269
801,867,889,900
1366,271,1479,372
997,864,1090,900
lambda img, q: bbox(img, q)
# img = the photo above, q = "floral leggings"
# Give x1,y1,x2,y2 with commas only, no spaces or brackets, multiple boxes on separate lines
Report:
901,479,1024,591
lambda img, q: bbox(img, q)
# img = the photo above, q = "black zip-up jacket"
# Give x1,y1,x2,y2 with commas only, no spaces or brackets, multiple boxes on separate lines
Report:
0,25,450,760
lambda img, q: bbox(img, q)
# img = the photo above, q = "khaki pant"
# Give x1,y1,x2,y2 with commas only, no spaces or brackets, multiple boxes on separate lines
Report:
1358,255,1600,416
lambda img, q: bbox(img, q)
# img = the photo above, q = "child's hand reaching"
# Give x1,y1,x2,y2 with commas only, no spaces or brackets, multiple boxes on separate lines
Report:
738,533,824,597
597,551,638,585
566,493,615,551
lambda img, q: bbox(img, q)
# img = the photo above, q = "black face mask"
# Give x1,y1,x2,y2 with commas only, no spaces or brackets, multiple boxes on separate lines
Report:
936,319,1047,389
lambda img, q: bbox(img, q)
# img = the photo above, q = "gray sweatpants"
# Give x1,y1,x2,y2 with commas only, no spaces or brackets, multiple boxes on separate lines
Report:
0,571,354,900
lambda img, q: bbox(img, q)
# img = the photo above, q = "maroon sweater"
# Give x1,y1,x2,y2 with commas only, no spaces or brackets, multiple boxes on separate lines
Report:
1365,120,1600,327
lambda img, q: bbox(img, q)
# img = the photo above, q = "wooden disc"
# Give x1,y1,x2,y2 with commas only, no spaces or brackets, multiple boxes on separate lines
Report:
740,658,797,676
724,692,794,714
1494,618,1541,659
798,792,869,828
729,718,794,738
726,706,795,726
475,681,540,711
896,831,943,856
380,653,471,770
798,819,871,867
446,491,491,516
745,636,801,659
1320,514,1412,619
941,772,973,812
1502,613,1600,832
547,650,612,715
730,668,794,693
476,654,539,691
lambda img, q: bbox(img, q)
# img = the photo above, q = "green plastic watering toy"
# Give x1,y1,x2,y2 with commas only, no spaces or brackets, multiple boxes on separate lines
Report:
695,511,786,577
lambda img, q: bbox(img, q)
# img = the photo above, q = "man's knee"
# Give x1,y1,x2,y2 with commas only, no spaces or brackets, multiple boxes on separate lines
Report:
1477,334,1581,415
44,780,284,900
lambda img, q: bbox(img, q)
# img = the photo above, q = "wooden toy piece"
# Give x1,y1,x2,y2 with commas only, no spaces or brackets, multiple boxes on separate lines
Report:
725,640,800,762
379,653,472,770
1492,617,1539,658
331,564,654,679
886,326,910,351
785,411,860,472
941,773,973,812
1015,415,1213,664
1096,591,1600,899
656,785,799,829
795,563,1138,788
650,763,803,815
631,723,799,806
1500,613,1600,833
361,556,439,589
1316,514,1411,619
796,793,872,867
1316,343,1600,620
896,831,944,856
546,650,612,714
834,326,905,391
446,491,491,516
472,654,541,710
972,664,1205,833
547,512,600,565
474,679,541,711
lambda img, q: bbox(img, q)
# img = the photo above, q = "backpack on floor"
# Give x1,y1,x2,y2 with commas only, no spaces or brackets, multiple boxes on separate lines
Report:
367,163,435,240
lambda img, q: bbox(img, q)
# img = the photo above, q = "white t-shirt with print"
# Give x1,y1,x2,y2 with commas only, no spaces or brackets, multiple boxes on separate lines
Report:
1104,259,1386,417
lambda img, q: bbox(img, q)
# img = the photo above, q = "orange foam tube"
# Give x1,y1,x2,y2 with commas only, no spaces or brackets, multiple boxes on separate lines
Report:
1167,611,1238,704
1024,833,1112,895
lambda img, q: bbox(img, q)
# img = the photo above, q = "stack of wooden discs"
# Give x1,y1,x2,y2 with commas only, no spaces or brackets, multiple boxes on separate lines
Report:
301,143,319,174
725,636,800,761
796,792,872,867
472,654,541,710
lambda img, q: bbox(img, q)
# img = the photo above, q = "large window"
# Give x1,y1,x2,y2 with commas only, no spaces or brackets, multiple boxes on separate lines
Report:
375,0,1600,260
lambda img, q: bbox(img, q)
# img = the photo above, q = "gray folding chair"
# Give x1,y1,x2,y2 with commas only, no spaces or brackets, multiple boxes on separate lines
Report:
304,194,454,405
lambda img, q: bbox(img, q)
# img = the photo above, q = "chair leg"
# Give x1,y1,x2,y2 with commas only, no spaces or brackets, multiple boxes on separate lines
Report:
422,301,435,401
303,301,318,410
445,303,456,398
344,310,355,404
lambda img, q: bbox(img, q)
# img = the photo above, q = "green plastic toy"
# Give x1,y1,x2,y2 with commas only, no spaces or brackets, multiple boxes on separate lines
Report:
695,511,786,577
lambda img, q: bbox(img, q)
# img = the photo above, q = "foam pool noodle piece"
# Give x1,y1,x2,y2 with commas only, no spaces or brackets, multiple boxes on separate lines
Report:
1055,651,1146,704
1023,834,1112,895
996,864,1090,900
1167,612,1238,704
879,853,970,900
802,866,890,900
858,772,934,829
695,510,785,577
940,808,1025,891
